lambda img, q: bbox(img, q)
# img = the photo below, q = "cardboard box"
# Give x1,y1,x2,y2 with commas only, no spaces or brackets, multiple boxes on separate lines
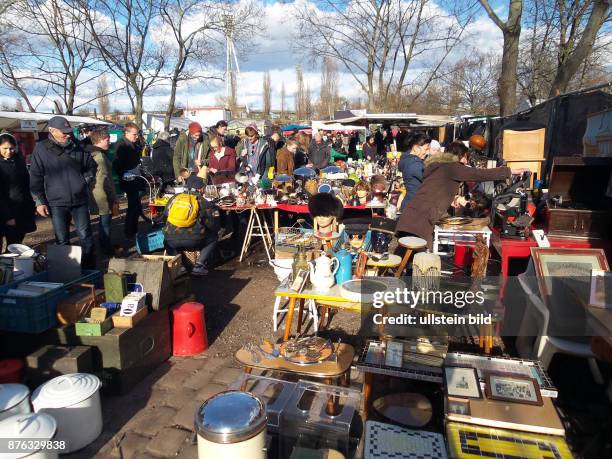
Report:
112,307,148,328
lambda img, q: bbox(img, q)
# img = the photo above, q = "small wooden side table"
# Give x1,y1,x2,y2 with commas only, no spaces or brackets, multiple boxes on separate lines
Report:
366,254,402,276
395,236,427,278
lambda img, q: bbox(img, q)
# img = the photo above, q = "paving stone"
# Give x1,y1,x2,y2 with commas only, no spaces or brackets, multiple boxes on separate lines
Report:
161,388,198,410
129,406,177,437
172,398,205,430
183,369,214,390
148,387,171,407
146,427,190,458
176,441,198,459
172,357,208,373
211,366,244,386
115,432,151,459
156,369,193,390
195,383,227,403
199,356,230,374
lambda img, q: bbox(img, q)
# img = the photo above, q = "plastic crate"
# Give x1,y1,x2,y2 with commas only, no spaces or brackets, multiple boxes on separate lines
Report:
0,270,101,334
136,228,165,254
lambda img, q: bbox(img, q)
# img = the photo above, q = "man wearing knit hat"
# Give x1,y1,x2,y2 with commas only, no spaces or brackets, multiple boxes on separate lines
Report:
173,122,204,178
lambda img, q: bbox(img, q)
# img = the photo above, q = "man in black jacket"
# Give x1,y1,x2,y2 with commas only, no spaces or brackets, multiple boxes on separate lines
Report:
29,116,97,268
151,131,175,188
113,122,145,242
307,132,331,169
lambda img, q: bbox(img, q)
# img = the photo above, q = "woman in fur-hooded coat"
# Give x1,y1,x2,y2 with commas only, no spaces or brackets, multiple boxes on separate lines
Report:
395,144,511,248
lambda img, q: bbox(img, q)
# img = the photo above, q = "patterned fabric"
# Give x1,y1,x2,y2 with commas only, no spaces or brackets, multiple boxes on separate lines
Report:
365,421,447,459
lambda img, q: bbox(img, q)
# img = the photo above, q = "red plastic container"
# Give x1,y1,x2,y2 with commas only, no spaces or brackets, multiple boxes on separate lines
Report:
171,302,208,356
454,243,475,269
0,359,24,383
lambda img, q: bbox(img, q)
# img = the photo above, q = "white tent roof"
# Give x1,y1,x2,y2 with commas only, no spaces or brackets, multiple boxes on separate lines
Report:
0,111,110,131
323,113,453,127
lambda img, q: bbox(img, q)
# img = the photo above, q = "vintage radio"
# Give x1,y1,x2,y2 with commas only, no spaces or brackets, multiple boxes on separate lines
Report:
545,157,612,239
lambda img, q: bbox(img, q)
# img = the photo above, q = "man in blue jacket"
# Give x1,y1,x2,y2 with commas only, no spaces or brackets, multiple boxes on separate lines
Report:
29,116,97,268
398,133,431,210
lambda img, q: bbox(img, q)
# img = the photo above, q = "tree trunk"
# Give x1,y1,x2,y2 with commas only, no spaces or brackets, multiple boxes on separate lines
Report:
498,24,521,116
134,92,144,129
164,77,178,131
548,0,608,97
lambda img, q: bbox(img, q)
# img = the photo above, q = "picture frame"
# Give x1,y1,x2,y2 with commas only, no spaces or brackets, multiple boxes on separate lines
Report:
384,341,403,368
530,248,610,299
444,366,482,399
290,269,309,293
447,397,470,416
485,372,543,406
589,269,611,309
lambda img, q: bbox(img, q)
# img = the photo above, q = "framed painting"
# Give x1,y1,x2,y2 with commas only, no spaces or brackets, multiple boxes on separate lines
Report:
485,372,543,406
444,366,482,399
530,248,609,299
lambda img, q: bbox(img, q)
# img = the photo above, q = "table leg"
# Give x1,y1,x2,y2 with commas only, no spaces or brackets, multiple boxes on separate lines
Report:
324,377,339,416
254,210,273,262
274,209,279,237
318,306,328,330
239,209,255,262
296,298,305,334
283,297,298,342
395,248,413,278
363,372,373,419
341,368,351,387
241,366,252,391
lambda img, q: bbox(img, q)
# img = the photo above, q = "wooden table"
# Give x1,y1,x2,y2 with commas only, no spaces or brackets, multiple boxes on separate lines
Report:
235,342,355,385
220,205,275,262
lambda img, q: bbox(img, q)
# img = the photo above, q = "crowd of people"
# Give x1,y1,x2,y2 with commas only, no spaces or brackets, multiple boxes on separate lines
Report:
0,115,526,276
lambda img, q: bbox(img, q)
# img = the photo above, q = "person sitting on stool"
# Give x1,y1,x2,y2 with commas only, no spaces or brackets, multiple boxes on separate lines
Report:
160,174,221,277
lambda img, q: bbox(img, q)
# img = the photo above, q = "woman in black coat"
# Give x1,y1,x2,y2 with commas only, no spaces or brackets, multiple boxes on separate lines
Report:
0,133,36,247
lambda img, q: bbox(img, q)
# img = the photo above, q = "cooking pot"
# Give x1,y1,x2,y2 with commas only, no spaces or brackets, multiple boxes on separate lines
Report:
195,391,267,459
0,384,31,421
32,373,102,453
0,412,58,459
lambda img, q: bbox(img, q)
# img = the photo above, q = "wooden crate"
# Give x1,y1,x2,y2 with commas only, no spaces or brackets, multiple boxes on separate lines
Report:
139,254,183,280
75,316,113,336
502,128,546,162
56,288,105,325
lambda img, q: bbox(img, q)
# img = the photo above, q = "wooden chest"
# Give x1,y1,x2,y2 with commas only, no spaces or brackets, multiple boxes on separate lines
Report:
44,309,171,394
26,345,93,386
546,157,612,239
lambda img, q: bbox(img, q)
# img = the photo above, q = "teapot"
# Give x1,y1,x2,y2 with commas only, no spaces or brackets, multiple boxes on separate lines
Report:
309,252,339,291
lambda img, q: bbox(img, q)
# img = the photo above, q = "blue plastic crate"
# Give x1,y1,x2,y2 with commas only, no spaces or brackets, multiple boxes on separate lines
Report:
0,270,101,334
136,228,165,254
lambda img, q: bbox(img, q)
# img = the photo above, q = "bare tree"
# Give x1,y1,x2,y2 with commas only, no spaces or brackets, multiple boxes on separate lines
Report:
295,65,306,120
79,0,165,127
14,98,23,111
262,71,271,116
305,83,313,120
1,0,113,114
440,51,500,114
479,0,524,116
318,56,339,119
97,75,110,119
295,0,473,111
280,81,286,120
548,0,610,96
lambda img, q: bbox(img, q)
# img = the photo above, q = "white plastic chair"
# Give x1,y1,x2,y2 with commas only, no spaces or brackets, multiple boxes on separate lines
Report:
516,272,604,384
273,297,318,333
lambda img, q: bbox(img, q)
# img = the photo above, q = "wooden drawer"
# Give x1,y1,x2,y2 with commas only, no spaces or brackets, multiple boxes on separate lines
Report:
547,209,612,239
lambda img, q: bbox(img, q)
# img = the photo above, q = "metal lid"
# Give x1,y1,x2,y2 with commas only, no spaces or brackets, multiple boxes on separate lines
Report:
32,373,100,409
0,384,29,413
195,391,267,444
0,412,56,438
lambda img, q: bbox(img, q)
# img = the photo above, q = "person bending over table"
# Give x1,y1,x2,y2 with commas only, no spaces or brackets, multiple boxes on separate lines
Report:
396,142,526,249
159,174,221,277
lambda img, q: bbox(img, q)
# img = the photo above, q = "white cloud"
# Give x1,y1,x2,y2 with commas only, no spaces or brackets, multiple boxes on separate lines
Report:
1,0,506,114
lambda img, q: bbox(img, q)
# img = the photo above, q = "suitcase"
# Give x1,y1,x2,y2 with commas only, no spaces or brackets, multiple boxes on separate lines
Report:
103,272,128,303
108,258,173,310
26,345,94,385
56,284,105,325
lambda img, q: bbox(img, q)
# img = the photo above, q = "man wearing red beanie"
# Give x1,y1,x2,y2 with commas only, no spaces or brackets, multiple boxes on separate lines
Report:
173,121,204,178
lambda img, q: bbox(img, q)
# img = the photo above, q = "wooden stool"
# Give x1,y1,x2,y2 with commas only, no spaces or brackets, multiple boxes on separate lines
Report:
395,236,427,278
366,254,402,276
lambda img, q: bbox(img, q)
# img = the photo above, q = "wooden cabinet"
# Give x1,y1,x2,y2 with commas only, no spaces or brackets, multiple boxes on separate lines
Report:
547,209,612,239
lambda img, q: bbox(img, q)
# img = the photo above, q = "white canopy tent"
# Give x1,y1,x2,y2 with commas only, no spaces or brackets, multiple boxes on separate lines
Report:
0,111,110,132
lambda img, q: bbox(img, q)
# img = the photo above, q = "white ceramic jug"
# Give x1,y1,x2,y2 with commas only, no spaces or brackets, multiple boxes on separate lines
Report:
309,252,339,291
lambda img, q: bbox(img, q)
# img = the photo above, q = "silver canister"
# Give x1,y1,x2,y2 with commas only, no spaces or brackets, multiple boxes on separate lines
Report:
195,390,267,459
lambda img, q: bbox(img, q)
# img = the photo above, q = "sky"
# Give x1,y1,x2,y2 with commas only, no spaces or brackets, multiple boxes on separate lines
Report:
1,0,509,113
